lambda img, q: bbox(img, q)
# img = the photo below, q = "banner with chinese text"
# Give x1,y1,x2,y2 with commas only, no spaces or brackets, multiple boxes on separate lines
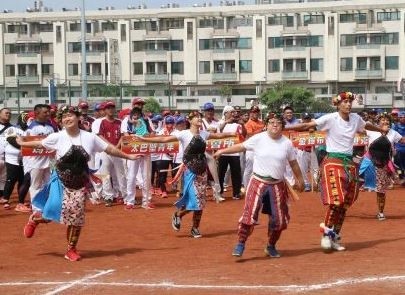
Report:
287,131,368,148
21,136,56,157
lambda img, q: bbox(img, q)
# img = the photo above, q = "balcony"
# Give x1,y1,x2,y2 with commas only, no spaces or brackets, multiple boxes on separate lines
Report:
212,48,235,54
356,44,381,49
17,75,40,84
282,71,309,80
86,75,104,83
283,46,306,51
144,73,168,83
145,50,167,55
212,72,238,82
355,69,383,79
17,52,39,57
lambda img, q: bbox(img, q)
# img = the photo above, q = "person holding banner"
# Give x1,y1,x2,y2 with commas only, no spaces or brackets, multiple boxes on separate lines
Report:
214,114,304,258
284,92,389,252
359,113,405,220
134,110,235,238
17,105,141,262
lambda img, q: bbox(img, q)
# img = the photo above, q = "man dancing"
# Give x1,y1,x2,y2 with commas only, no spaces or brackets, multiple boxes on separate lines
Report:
285,92,389,252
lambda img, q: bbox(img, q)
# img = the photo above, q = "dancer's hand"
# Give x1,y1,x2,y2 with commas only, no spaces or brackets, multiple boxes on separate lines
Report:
213,150,222,160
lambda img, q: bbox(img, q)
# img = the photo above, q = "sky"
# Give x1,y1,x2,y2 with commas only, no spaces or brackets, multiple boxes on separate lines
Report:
4,0,253,12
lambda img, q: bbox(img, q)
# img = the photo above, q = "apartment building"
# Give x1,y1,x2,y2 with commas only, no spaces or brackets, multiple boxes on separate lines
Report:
1,0,405,111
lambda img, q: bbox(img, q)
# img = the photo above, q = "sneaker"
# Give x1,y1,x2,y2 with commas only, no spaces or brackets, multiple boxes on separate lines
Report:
321,235,332,251
3,202,11,210
214,192,225,203
232,242,245,257
331,239,346,251
240,186,246,195
125,204,135,210
141,203,155,210
172,212,181,231
24,220,38,238
15,204,32,213
304,184,311,192
232,194,241,200
190,227,202,238
104,199,113,207
161,191,168,198
114,197,125,205
64,247,81,262
264,245,281,258
377,212,386,221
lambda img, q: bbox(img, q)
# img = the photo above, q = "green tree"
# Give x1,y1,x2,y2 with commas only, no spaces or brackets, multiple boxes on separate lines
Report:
219,85,232,99
259,82,333,114
143,97,161,114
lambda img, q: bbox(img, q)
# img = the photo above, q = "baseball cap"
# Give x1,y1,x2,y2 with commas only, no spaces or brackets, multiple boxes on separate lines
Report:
104,101,116,108
132,97,145,106
301,112,312,120
93,102,103,111
78,101,89,109
152,114,163,122
399,111,405,117
175,116,186,124
223,105,234,114
203,102,215,111
165,115,175,124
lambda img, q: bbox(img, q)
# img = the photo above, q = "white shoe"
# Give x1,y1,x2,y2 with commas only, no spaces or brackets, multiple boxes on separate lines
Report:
214,192,225,203
377,212,386,221
331,240,346,251
321,235,332,251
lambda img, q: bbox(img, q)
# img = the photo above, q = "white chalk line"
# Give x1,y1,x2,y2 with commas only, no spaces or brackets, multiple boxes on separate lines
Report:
1,274,405,292
42,269,115,295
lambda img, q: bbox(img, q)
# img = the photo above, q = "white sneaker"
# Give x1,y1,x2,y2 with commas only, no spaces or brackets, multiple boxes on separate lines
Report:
321,235,332,250
331,240,346,251
377,212,386,221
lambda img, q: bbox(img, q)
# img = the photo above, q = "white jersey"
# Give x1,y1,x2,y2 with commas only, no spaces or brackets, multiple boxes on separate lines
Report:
366,129,403,146
0,122,12,156
243,132,296,180
4,126,24,166
201,118,219,133
221,122,241,156
315,112,366,155
172,129,184,164
91,117,104,134
174,129,210,152
23,120,55,172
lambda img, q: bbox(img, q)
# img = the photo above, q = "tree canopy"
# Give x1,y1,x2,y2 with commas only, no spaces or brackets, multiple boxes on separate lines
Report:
143,97,161,114
259,82,334,114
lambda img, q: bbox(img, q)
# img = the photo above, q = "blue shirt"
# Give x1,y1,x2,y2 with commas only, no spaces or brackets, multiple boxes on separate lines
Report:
393,123,405,152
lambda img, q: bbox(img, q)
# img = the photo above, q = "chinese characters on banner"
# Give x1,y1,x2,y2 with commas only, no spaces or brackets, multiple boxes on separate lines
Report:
287,131,369,148
20,136,56,157
121,135,240,154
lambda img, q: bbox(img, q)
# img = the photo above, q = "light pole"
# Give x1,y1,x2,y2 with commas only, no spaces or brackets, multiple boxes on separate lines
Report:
81,0,87,100
16,78,20,114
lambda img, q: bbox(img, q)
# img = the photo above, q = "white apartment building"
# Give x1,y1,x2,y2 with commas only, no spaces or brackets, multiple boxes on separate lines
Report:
1,0,405,112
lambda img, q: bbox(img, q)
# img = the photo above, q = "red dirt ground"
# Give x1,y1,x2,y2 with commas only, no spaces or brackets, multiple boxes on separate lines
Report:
1,185,405,295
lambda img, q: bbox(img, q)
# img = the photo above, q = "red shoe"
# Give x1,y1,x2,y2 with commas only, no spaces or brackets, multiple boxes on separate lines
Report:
24,220,38,238
125,204,135,210
15,203,32,213
64,247,81,262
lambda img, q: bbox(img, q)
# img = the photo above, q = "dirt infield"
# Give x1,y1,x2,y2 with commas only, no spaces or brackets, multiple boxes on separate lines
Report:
1,186,405,295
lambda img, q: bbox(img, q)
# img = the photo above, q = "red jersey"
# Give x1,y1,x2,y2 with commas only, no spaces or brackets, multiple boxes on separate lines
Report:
99,118,122,146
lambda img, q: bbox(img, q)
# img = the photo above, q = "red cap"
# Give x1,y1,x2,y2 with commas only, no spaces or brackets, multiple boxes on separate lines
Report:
78,101,89,109
132,97,145,106
118,108,131,120
104,101,116,108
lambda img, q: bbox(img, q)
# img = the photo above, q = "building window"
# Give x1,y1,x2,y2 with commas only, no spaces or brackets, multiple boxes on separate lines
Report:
310,59,323,72
268,15,294,27
5,65,15,77
385,56,399,70
283,59,294,72
102,22,118,31
170,40,183,51
377,11,400,22
370,57,381,70
296,59,306,72
187,22,193,40
171,62,184,75
303,14,325,25
339,13,367,24
256,19,262,39
199,61,210,74
239,60,252,73
41,64,54,75
199,39,210,50
237,38,252,49
56,25,62,43
133,41,144,52
340,58,353,71
268,59,280,72
356,57,367,70
121,24,126,42
133,63,143,75
68,64,79,76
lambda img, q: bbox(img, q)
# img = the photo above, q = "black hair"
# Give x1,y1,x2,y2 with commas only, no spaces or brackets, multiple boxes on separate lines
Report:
34,104,51,112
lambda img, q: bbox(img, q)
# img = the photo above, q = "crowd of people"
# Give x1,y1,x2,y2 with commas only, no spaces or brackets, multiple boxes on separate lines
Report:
0,93,404,261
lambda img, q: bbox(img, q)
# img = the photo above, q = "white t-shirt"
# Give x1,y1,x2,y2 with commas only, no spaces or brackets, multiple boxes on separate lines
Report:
120,116,129,134
315,112,366,155
91,117,103,134
41,129,108,160
172,129,184,164
174,129,210,152
366,129,403,146
0,123,11,156
23,121,55,171
201,118,220,133
4,126,24,166
243,132,296,180
221,122,240,156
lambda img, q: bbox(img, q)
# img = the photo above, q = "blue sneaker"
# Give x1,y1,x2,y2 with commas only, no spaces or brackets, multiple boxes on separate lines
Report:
232,243,245,257
304,184,311,192
264,244,281,258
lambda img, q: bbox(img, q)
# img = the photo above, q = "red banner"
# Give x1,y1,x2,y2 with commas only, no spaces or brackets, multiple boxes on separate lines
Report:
121,135,240,154
21,136,56,157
